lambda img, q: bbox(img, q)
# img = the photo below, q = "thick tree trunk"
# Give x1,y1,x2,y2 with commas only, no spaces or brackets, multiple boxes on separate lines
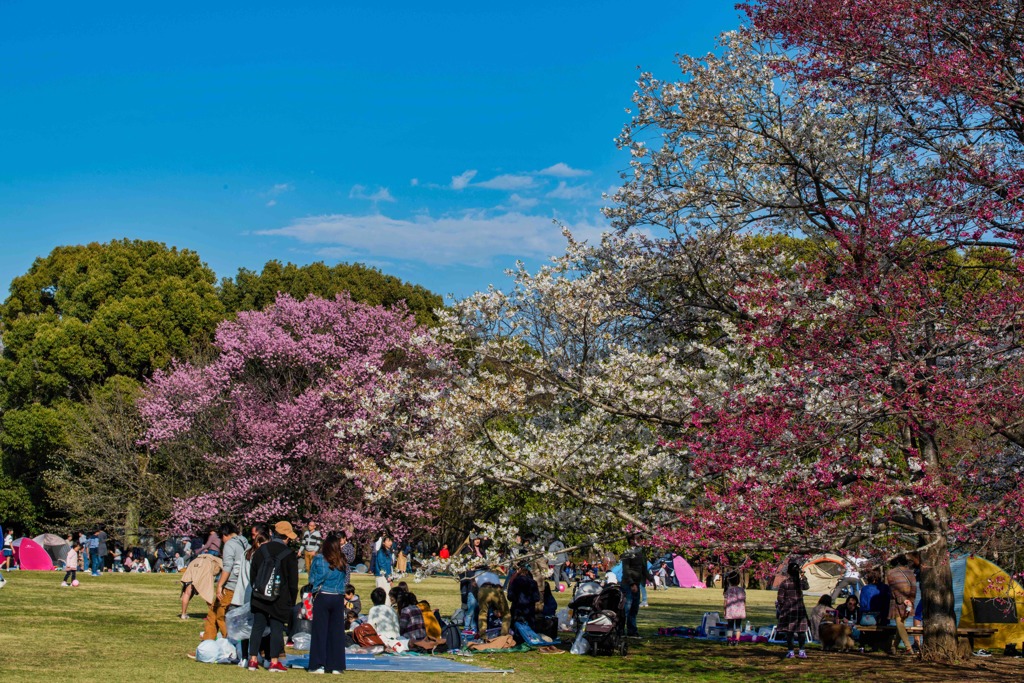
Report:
919,534,965,662
124,502,140,548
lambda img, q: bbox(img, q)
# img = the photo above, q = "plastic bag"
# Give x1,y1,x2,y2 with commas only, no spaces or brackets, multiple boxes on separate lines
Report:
196,636,239,664
556,608,572,632
291,632,311,651
226,604,254,640
570,630,589,655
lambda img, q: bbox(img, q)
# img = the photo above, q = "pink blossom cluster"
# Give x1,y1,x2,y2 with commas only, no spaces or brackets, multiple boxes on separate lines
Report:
140,293,452,536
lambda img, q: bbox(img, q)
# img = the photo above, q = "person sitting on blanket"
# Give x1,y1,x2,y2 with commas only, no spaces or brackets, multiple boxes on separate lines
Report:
398,591,427,641
368,587,402,641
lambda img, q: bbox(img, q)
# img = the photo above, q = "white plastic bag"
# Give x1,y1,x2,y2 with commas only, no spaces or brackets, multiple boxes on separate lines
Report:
556,608,572,632
291,632,311,651
226,604,254,640
196,636,239,664
570,630,590,655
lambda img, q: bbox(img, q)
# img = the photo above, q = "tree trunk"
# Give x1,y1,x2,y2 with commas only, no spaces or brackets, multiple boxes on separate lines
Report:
124,502,140,548
919,534,965,662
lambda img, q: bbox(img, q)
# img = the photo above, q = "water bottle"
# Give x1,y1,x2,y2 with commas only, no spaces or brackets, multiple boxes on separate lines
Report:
273,572,281,597
745,620,751,633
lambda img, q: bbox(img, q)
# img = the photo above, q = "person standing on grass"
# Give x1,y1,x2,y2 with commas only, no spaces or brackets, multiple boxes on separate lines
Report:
307,534,349,674
340,532,356,567
776,560,810,659
375,536,394,591
246,521,298,673
94,525,109,574
723,571,746,644
62,541,81,587
203,522,248,640
2,527,13,571
620,533,649,637
301,521,322,575
87,530,100,576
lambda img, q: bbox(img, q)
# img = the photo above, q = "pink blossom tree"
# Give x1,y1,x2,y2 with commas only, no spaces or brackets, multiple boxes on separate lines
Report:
140,293,452,540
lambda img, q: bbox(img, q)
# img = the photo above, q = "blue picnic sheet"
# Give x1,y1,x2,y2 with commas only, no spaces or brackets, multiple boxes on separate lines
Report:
284,653,513,673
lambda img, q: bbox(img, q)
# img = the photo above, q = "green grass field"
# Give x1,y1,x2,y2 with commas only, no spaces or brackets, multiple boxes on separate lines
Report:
0,570,1018,682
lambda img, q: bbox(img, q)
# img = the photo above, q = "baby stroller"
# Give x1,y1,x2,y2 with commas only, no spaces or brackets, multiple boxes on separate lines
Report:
568,580,603,633
579,583,628,656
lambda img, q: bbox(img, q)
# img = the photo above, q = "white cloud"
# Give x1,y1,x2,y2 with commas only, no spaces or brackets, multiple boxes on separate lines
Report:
266,199,278,207
410,178,419,186
349,185,396,203
509,193,539,209
538,163,591,178
451,170,478,190
474,174,536,190
547,181,591,200
258,211,607,267
268,183,293,196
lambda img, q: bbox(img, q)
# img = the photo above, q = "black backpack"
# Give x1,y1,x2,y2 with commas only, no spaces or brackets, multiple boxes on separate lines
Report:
441,619,462,652
253,544,292,601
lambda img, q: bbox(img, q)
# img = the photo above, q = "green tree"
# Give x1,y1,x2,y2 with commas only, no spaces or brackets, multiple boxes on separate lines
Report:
0,239,225,524
218,260,444,326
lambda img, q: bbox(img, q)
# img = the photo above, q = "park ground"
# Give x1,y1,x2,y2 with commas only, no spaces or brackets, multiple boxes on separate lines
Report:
0,571,1021,682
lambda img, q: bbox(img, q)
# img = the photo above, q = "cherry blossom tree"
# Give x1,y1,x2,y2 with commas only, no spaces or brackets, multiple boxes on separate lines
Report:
140,293,453,540
419,29,1024,660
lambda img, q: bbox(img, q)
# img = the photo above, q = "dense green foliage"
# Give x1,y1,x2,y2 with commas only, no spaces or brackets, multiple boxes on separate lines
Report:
219,260,444,326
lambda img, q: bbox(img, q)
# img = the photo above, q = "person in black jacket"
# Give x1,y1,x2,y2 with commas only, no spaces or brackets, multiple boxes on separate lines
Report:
246,521,299,672
619,533,649,637
507,563,541,629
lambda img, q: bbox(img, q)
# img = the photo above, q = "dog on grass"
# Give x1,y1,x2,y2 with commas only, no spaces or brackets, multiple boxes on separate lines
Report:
818,622,858,652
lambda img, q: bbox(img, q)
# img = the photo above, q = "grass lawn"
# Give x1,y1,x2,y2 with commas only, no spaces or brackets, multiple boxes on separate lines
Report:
0,570,1020,682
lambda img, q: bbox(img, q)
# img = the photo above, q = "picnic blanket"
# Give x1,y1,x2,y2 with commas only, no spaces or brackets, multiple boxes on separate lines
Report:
283,653,513,673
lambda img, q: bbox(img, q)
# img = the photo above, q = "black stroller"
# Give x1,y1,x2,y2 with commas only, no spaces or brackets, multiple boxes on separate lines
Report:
570,582,628,656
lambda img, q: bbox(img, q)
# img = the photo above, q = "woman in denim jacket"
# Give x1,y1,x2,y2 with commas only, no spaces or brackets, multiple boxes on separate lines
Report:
308,534,349,674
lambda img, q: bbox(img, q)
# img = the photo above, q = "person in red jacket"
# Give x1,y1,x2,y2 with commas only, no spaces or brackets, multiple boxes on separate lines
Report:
439,544,450,560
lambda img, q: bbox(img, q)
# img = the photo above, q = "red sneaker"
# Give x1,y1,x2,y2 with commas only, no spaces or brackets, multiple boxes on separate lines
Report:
247,658,259,671
268,661,288,673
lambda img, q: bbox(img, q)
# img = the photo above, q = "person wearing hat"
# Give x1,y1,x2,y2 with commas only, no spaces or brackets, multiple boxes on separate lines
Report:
246,521,299,673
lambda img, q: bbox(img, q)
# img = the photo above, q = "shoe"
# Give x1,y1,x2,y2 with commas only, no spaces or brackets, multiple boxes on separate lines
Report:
785,650,795,659
639,602,649,608
247,658,259,671
308,668,325,674
61,582,69,587
179,615,190,620
331,671,344,675
269,661,288,672
973,649,992,657
797,650,807,659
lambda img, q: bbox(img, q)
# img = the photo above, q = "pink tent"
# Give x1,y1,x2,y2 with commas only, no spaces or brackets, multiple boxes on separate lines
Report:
673,555,705,588
12,537,54,571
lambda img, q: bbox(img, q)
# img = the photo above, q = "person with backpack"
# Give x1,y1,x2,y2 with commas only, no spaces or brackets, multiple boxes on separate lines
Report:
246,521,298,673
307,534,348,674
620,533,649,637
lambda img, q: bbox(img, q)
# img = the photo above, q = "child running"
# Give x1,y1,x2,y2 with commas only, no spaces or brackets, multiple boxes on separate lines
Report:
63,541,81,587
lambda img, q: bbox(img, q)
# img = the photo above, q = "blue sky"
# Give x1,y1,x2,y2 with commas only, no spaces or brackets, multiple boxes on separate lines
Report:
0,2,743,301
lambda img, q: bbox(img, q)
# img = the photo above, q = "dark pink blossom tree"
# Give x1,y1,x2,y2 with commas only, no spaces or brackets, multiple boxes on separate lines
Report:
140,293,452,540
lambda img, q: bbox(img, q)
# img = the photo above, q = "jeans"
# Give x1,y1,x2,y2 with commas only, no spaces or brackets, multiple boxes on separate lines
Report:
551,564,566,586
623,582,641,635
465,591,479,631
641,583,648,604
309,593,346,672
90,553,102,575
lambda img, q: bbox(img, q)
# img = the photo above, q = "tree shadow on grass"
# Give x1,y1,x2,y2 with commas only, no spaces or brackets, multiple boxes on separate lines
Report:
627,637,1024,682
